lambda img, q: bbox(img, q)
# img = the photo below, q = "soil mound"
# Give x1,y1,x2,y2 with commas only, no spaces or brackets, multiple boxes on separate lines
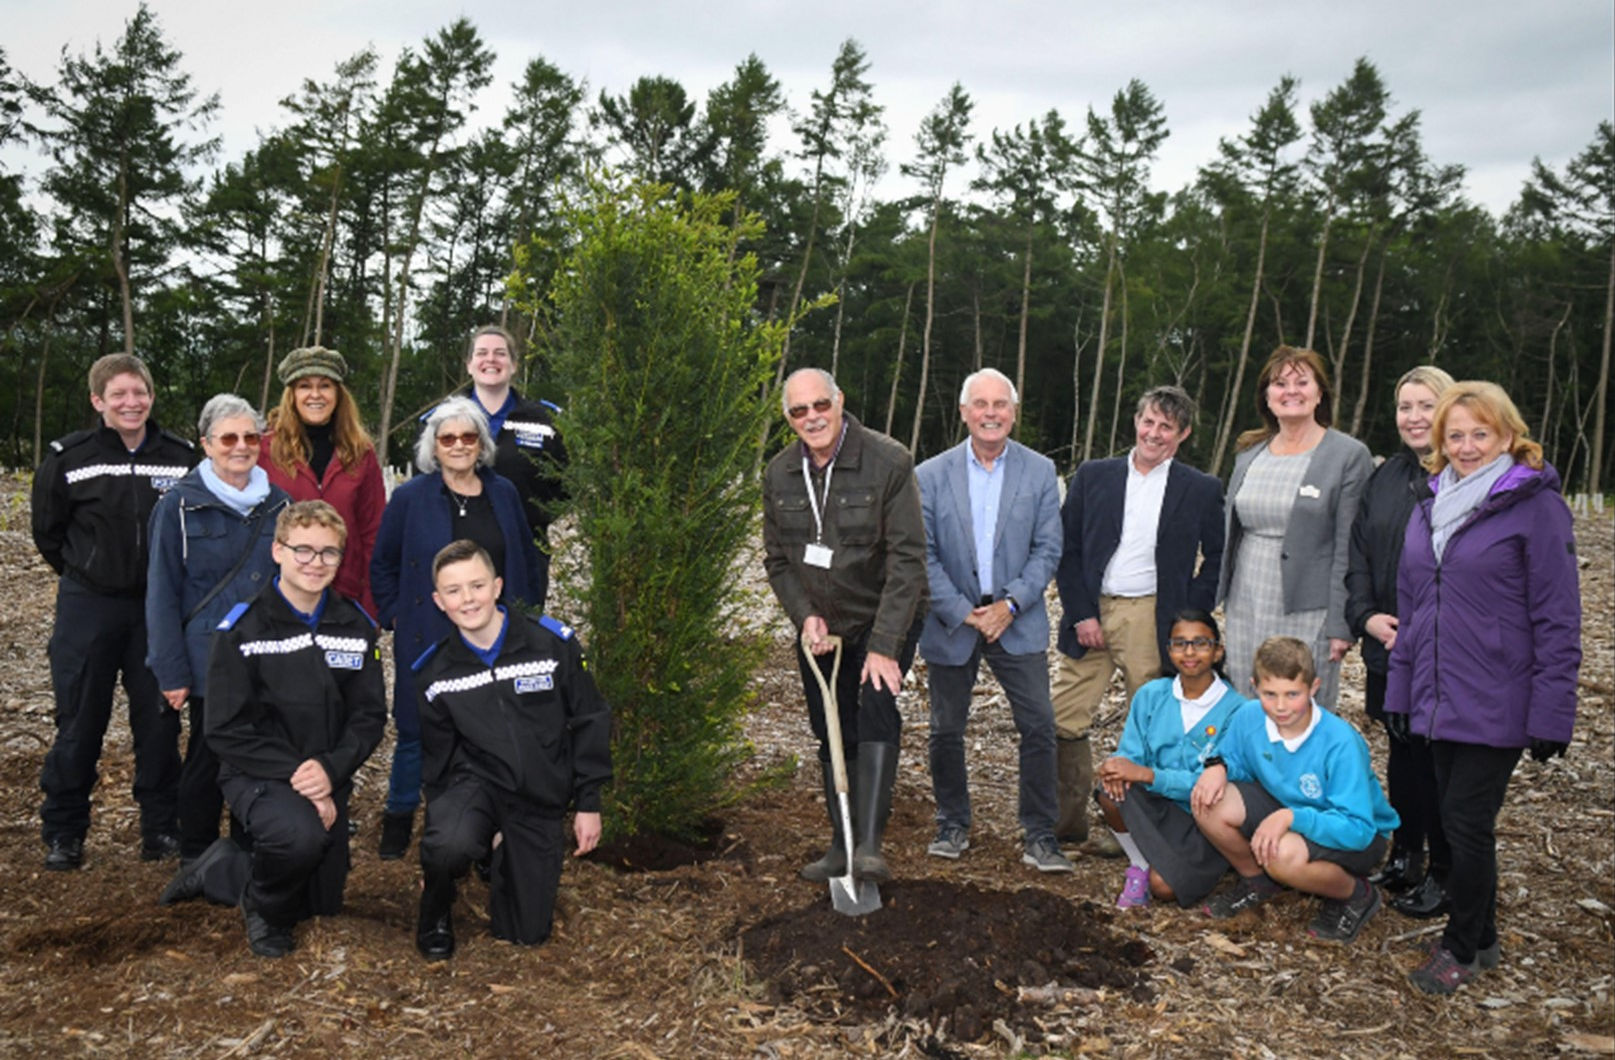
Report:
741,879,1152,1043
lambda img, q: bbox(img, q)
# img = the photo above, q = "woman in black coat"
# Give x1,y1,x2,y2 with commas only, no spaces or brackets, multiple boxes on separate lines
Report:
1343,365,1454,915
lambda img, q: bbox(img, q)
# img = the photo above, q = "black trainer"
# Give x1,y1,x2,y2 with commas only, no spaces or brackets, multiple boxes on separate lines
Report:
242,898,294,959
45,835,84,871
1390,874,1450,919
1308,880,1382,944
140,833,181,862
378,811,414,860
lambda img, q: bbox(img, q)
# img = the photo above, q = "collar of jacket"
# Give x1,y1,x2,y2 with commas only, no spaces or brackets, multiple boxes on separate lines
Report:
791,413,867,477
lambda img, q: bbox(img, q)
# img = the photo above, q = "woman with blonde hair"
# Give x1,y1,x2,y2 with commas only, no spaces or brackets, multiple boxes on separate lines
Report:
1218,346,1374,706
260,347,384,614
1385,381,1581,994
1344,365,1455,914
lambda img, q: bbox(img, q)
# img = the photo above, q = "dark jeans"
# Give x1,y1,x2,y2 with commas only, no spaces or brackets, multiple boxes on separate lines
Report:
1367,669,1449,872
41,579,179,842
796,618,922,762
1431,740,1521,964
926,641,1058,842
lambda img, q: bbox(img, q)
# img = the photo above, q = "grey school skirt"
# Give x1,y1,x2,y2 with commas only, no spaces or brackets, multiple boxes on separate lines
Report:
1118,787,1230,907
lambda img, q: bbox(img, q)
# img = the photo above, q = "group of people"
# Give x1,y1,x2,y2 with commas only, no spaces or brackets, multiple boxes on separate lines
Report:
34,329,607,963
763,348,1581,998
33,337,1581,993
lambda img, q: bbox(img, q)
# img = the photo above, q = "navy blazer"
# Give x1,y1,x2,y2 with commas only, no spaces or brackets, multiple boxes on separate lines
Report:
916,439,1062,665
1054,455,1225,670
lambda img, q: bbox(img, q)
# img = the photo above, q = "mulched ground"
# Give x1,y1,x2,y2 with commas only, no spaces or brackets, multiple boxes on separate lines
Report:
0,474,1610,1058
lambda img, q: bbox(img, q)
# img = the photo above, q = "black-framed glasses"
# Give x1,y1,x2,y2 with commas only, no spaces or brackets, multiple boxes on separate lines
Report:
281,543,344,566
787,397,834,420
1168,637,1218,652
212,431,261,448
436,432,480,449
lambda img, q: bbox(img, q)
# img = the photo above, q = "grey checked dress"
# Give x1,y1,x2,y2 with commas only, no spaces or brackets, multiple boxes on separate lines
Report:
1223,446,1340,705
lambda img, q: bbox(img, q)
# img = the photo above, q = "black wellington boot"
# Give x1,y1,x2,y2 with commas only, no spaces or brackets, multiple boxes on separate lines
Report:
801,757,856,882
851,743,898,884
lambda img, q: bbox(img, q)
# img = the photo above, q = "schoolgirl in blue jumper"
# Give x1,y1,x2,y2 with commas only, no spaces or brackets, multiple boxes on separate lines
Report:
1192,636,1398,943
1096,609,1248,908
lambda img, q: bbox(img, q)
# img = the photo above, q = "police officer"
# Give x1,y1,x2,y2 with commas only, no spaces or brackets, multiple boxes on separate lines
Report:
414,539,611,960
170,500,385,957
32,353,195,870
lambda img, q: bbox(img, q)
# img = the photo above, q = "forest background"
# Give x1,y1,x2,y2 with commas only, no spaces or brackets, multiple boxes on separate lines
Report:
0,5,1611,489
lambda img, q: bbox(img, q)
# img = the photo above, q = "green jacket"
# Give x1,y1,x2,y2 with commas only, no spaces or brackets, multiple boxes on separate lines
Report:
762,414,928,658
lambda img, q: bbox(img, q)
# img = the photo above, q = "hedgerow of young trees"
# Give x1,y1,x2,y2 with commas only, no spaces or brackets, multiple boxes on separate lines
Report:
2,5,1610,494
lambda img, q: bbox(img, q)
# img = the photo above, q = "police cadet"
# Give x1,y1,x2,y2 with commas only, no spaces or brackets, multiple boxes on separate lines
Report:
32,353,196,870
160,501,386,958
413,540,611,960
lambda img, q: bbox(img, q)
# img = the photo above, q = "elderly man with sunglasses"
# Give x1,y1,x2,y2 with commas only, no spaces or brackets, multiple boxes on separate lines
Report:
762,368,927,885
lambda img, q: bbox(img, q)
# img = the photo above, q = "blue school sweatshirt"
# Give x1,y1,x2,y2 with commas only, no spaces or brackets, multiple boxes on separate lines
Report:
1219,702,1399,852
1114,677,1250,810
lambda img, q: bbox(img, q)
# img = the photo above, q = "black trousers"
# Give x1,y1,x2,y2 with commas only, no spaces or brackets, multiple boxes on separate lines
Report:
795,617,922,763
1366,669,1450,871
1431,740,1521,964
222,776,351,926
421,775,564,946
177,696,229,859
41,579,180,842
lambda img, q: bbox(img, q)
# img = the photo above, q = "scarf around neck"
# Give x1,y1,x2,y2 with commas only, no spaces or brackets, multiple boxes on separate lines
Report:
1430,454,1513,562
199,460,272,516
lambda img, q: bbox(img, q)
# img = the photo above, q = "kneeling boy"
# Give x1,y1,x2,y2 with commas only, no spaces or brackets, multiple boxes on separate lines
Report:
1190,636,1398,943
414,540,611,960
189,500,386,957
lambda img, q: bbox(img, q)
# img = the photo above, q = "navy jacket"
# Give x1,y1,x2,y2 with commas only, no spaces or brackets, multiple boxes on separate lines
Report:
1054,455,1225,670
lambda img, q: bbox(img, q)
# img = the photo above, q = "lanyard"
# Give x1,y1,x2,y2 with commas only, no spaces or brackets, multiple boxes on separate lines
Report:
801,422,848,544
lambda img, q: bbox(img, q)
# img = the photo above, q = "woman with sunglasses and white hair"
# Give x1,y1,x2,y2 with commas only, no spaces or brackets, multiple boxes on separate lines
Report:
146,394,290,867
370,397,542,859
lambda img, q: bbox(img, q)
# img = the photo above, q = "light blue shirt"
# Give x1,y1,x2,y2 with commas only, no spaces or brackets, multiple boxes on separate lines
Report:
967,444,1007,599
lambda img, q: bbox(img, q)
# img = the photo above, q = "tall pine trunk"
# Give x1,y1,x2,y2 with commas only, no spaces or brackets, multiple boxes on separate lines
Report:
1213,210,1270,476
885,283,915,437
1590,240,1614,492
1348,246,1388,436
1082,236,1118,463
910,196,943,453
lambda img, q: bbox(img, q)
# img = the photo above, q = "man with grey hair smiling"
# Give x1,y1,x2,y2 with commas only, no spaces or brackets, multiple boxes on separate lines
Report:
762,368,927,886
915,368,1070,872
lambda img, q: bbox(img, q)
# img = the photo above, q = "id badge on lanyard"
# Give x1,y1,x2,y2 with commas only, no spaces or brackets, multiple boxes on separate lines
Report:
803,453,834,569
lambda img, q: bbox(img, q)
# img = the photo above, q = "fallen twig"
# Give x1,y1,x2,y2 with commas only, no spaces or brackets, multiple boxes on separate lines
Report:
840,945,898,999
1016,982,1101,1007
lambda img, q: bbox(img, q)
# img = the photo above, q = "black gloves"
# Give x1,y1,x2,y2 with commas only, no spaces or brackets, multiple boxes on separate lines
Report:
1383,711,1410,744
1529,739,1569,763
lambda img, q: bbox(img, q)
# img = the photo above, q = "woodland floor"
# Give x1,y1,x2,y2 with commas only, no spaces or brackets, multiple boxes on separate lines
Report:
0,475,1610,1059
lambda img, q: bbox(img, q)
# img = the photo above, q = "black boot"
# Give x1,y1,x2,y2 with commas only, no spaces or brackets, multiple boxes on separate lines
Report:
378,810,414,861
242,893,295,958
1390,872,1450,919
851,743,898,884
802,757,856,882
417,875,456,961
1370,847,1424,894
1054,736,1090,844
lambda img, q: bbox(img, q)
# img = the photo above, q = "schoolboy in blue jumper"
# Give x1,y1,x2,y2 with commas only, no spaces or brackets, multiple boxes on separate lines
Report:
1096,609,1249,909
1191,635,1398,943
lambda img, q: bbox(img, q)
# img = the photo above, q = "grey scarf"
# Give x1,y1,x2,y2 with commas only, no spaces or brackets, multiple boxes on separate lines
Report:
1430,455,1513,562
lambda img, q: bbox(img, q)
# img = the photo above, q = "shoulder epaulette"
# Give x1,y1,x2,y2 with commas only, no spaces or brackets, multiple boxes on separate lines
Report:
217,601,252,631
48,429,96,454
348,598,379,628
411,642,442,672
538,614,575,640
158,428,196,450
539,399,562,414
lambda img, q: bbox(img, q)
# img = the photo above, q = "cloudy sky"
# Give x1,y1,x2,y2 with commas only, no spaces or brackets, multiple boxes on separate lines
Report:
4,0,1611,215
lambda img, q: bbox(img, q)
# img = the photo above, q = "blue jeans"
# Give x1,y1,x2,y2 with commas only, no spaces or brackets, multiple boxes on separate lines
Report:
386,736,422,815
926,642,1058,843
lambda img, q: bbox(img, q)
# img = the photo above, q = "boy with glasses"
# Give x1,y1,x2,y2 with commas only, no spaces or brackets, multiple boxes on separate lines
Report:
158,501,385,958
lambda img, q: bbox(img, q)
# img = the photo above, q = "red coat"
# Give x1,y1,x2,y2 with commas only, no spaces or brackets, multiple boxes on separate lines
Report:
258,446,385,615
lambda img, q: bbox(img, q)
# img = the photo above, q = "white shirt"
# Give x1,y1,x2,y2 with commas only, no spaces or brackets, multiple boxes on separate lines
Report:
967,443,1007,596
1175,674,1229,734
1100,451,1172,597
1264,700,1324,753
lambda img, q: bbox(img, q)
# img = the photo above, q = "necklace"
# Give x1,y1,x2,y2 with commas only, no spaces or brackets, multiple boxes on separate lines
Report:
448,489,471,518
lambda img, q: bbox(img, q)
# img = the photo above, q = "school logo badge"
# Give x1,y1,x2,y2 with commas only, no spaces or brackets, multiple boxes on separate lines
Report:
1299,773,1323,799
325,650,364,670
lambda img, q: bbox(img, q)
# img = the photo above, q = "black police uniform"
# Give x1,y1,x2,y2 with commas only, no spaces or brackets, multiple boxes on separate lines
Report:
416,611,611,945
205,581,386,927
31,420,194,849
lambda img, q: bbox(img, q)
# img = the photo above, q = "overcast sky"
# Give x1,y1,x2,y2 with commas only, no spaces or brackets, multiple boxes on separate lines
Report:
4,0,1612,216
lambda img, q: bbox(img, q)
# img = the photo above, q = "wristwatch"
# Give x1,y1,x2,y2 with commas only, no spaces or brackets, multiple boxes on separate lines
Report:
1204,755,1226,770
1004,595,1020,616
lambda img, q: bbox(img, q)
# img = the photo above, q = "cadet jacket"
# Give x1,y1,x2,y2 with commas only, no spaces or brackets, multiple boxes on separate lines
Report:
423,386,568,538
31,421,195,596
145,469,290,697
416,612,612,815
761,414,928,659
205,580,386,789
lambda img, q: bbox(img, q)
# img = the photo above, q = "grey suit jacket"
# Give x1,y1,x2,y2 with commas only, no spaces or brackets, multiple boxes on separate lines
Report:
1218,427,1373,640
915,439,1062,665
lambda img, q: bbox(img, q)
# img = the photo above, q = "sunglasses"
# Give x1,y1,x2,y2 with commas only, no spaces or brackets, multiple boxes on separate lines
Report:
280,543,344,567
436,432,480,449
212,431,261,448
787,397,835,420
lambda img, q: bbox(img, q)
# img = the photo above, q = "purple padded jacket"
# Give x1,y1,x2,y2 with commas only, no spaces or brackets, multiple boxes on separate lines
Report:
1384,461,1581,747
